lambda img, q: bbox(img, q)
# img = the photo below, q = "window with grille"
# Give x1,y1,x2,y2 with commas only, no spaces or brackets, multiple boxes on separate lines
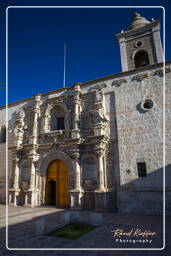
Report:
137,162,147,177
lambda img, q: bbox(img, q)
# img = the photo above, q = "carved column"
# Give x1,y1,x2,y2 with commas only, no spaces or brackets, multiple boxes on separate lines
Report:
27,149,39,207
96,149,105,191
74,152,81,191
73,83,81,130
70,151,83,209
30,94,41,144
94,149,108,211
29,160,36,190
9,157,20,206
13,157,20,190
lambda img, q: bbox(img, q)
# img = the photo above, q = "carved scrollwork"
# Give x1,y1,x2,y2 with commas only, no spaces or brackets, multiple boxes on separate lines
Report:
88,83,107,92
70,152,80,159
132,73,148,82
166,67,171,73
111,78,127,87
154,67,171,77
153,69,163,77
95,149,105,157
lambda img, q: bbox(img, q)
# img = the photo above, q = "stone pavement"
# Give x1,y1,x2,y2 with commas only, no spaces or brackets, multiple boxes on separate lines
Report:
0,204,170,256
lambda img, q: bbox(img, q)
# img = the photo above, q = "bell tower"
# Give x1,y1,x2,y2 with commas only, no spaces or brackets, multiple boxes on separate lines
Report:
116,12,163,72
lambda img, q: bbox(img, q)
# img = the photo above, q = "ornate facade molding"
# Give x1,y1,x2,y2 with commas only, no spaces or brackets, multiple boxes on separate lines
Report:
88,82,107,92
132,73,148,81
112,78,127,87
153,67,171,77
153,69,163,77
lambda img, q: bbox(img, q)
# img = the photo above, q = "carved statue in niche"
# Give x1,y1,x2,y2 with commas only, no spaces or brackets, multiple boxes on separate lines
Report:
14,111,27,138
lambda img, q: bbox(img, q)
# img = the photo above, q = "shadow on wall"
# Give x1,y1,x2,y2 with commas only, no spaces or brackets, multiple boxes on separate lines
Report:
117,164,171,216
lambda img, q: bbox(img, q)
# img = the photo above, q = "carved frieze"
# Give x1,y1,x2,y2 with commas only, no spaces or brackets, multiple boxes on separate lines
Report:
154,69,163,77
132,73,148,82
166,67,171,73
154,67,171,77
88,82,107,92
112,78,127,87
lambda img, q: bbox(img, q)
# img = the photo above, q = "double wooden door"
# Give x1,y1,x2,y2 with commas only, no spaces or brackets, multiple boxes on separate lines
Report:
46,160,69,207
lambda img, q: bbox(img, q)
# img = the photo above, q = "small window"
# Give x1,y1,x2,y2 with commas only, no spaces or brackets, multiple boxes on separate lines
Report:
137,162,147,177
50,105,65,131
0,126,6,143
141,99,155,112
135,41,143,48
57,117,64,130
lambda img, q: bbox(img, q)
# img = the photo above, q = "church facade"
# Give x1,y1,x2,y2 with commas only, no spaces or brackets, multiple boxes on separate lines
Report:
0,13,170,215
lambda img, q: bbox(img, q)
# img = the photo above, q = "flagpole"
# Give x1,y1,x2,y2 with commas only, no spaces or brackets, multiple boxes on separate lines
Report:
63,41,66,88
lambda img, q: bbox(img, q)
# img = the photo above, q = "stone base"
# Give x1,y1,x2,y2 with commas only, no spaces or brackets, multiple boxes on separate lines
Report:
9,189,20,206
69,190,84,210
9,189,37,207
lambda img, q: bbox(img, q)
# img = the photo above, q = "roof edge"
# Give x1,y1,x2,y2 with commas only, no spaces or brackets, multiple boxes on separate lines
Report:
0,60,170,110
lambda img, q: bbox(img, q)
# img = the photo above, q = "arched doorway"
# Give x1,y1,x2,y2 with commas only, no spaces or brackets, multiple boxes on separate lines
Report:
45,160,69,208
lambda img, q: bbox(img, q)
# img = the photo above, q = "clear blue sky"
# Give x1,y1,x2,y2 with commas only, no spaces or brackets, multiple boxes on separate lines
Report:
0,0,170,106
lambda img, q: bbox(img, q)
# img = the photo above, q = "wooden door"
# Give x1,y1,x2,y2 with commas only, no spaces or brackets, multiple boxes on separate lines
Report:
46,160,69,208
57,160,69,207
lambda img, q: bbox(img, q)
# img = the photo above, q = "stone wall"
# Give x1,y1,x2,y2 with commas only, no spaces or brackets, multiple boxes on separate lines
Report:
113,64,171,214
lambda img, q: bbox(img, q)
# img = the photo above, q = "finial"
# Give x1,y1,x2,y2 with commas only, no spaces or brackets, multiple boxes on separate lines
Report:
133,12,140,18
128,12,150,30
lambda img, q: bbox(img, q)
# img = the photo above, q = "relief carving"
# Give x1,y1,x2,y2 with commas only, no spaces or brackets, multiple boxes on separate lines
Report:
112,78,127,87
154,69,163,77
88,82,107,92
132,73,148,81
154,67,171,77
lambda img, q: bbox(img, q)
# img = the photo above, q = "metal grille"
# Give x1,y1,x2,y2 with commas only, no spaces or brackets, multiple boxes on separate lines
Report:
137,162,147,177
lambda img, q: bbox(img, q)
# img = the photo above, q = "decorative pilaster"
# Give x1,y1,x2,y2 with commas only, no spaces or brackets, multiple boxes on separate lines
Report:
73,83,81,132
96,149,106,191
13,157,20,190
73,152,81,191
27,148,39,207
29,160,36,190
70,151,83,209
30,94,41,145
9,157,20,206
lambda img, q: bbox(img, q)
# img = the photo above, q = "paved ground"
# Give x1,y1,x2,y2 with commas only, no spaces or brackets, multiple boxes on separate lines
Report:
0,204,170,256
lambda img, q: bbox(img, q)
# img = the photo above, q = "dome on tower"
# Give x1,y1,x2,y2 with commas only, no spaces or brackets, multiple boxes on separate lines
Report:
128,12,150,30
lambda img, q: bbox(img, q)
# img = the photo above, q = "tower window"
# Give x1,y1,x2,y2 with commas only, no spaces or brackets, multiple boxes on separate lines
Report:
137,162,147,177
0,126,6,143
140,99,155,112
134,50,150,68
56,117,64,130
135,41,143,48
